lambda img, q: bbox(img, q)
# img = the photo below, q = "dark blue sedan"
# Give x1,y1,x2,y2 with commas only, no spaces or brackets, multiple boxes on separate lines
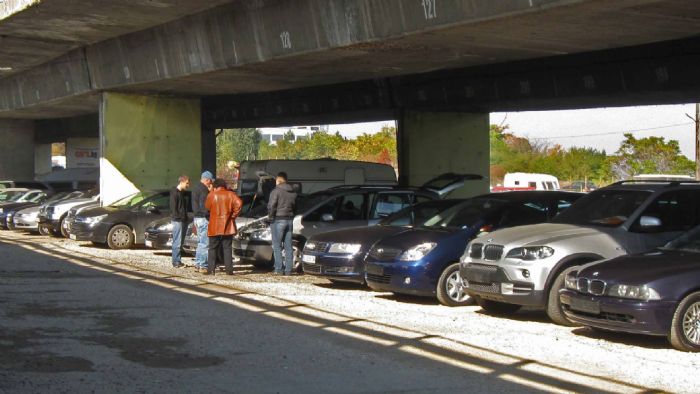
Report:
560,225,700,352
302,199,464,284
364,191,582,306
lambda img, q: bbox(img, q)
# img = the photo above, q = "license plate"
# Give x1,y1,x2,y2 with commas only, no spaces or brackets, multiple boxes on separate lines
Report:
145,240,153,248
365,264,383,276
302,254,316,264
569,297,600,315
69,234,77,240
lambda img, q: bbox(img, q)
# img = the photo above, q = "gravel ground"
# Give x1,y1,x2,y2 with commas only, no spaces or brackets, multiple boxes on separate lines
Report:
3,230,699,393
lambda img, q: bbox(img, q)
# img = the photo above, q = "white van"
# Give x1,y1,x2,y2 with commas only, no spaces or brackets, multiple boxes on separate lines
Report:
495,172,560,191
237,159,397,196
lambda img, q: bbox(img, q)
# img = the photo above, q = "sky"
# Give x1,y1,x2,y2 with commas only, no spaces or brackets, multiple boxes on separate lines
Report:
265,103,698,159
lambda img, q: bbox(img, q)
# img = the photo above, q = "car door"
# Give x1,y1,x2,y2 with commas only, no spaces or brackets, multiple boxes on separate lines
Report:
135,192,171,242
369,191,414,226
626,190,700,253
301,192,368,237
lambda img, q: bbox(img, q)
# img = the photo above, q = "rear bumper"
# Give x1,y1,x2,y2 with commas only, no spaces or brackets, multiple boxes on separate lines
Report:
559,289,675,336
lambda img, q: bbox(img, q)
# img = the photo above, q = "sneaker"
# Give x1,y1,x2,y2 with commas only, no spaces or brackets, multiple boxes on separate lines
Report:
172,263,184,268
272,271,284,276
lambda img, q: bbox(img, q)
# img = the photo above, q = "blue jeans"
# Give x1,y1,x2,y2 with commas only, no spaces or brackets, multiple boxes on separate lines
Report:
171,220,184,266
271,219,293,273
194,217,209,269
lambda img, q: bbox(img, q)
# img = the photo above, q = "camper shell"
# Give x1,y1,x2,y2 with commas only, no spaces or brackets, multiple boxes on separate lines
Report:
493,172,560,192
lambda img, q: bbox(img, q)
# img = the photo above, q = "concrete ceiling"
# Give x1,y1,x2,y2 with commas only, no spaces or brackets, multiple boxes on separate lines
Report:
2,0,700,119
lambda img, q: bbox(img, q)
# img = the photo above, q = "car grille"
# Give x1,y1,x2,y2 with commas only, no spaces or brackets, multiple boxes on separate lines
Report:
303,263,321,274
305,242,331,253
576,278,607,296
564,306,633,323
368,246,402,261
482,245,504,261
366,273,391,284
467,282,500,294
469,243,483,259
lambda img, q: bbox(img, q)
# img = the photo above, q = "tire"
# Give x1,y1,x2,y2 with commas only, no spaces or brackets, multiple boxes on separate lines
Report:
38,224,51,236
436,263,472,307
474,296,521,315
669,291,700,352
547,266,581,326
59,216,69,238
106,224,134,250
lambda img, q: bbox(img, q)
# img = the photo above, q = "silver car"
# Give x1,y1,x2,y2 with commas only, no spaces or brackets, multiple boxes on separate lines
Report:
461,181,700,325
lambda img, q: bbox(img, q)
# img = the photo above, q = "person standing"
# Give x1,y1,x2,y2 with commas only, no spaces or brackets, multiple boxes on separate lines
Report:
268,172,297,275
192,171,213,272
170,175,190,268
205,178,243,275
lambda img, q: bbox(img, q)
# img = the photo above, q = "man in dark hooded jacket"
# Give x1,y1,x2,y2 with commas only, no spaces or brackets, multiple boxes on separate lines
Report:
267,172,297,275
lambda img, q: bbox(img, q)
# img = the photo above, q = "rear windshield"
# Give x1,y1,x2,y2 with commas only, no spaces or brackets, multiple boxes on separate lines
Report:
552,189,651,227
380,200,461,226
422,198,508,230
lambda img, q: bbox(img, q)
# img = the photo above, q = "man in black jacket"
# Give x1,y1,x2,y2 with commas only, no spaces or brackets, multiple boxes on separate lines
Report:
267,172,297,275
170,175,190,268
191,171,213,272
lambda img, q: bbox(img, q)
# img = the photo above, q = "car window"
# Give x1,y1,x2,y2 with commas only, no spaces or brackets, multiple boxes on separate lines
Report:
631,190,700,233
381,200,460,226
551,198,577,217
553,189,651,227
423,198,508,229
305,193,367,222
141,193,170,210
500,201,548,227
371,193,412,219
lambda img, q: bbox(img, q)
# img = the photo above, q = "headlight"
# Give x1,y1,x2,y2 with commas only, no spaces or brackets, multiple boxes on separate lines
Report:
565,271,578,290
250,228,272,241
85,214,107,225
305,241,317,251
608,284,661,301
506,246,554,261
399,242,437,261
329,243,361,254
0,208,4,213
157,222,174,232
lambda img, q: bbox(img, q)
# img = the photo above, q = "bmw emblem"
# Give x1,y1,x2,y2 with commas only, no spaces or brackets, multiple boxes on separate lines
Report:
376,248,384,254
592,271,599,277
487,238,493,243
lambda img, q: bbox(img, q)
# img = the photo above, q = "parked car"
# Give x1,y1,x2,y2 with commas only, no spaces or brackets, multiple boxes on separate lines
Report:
38,189,100,237
302,199,465,285
0,190,50,229
64,200,101,237
461,180,700,325
69,190,191,249
13,191,84,233
145,193,264,251
560,226,700,352
0,188,29,202
235,174,481,271
362,191,582,306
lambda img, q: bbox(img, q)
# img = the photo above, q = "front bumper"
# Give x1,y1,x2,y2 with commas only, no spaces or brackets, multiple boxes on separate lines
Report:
144,231,172,249
233,238,273,264
559,289,675,336
461,263,546,307
68,221,108,243
13,215,39,230
301,252,365,284
364,260,435,297
38,215,62,232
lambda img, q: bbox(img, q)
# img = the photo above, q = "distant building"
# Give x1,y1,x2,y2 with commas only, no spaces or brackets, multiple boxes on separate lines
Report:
260,125,329,145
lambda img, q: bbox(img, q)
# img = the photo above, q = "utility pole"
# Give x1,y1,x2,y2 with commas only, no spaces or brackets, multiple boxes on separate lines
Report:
686,104,700,180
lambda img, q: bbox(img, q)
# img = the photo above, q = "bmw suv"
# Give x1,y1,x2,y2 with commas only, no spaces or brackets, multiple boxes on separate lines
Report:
461,180,700,325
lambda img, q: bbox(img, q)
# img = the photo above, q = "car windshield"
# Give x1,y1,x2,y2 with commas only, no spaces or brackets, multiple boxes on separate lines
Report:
27,193,46,202
45,192,71,203
0,190,26,202
297,192,333,213
109,191,157,208
663,226,700,253
552,189,651,227
380,200,461,227
421,198,508,230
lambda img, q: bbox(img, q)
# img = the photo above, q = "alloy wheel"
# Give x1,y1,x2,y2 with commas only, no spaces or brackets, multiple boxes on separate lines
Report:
682,302,700,345
446,271,469,302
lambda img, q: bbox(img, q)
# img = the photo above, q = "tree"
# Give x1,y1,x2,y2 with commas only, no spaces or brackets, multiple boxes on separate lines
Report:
609,133,694,179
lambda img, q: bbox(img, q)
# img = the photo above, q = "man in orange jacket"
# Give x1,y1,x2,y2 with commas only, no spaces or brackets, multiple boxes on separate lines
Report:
204,178,243,275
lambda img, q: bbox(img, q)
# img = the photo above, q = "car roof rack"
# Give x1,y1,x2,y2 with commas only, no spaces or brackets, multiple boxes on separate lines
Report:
609,179,700,186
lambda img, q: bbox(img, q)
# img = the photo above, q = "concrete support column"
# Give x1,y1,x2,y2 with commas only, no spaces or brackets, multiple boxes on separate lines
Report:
34,144,52,176
100,92,202,205
397,110,490,197
0,119,35,180
201,126,217,176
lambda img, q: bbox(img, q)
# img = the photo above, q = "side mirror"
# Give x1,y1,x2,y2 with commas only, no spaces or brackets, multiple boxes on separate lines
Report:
321,213,334,222
146,206,159,214
639,216,662,228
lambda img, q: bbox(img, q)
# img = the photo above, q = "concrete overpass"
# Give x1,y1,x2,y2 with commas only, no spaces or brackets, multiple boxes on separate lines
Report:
1,0,700,201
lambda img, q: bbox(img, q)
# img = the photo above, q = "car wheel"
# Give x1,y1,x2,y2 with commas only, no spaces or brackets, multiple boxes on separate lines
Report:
669,291,700,352
474,296,521,315
436,263,472,307
547,266,580,326
59,216,69,238
38,224,51,236
288,245,303,273
106,224,134,250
